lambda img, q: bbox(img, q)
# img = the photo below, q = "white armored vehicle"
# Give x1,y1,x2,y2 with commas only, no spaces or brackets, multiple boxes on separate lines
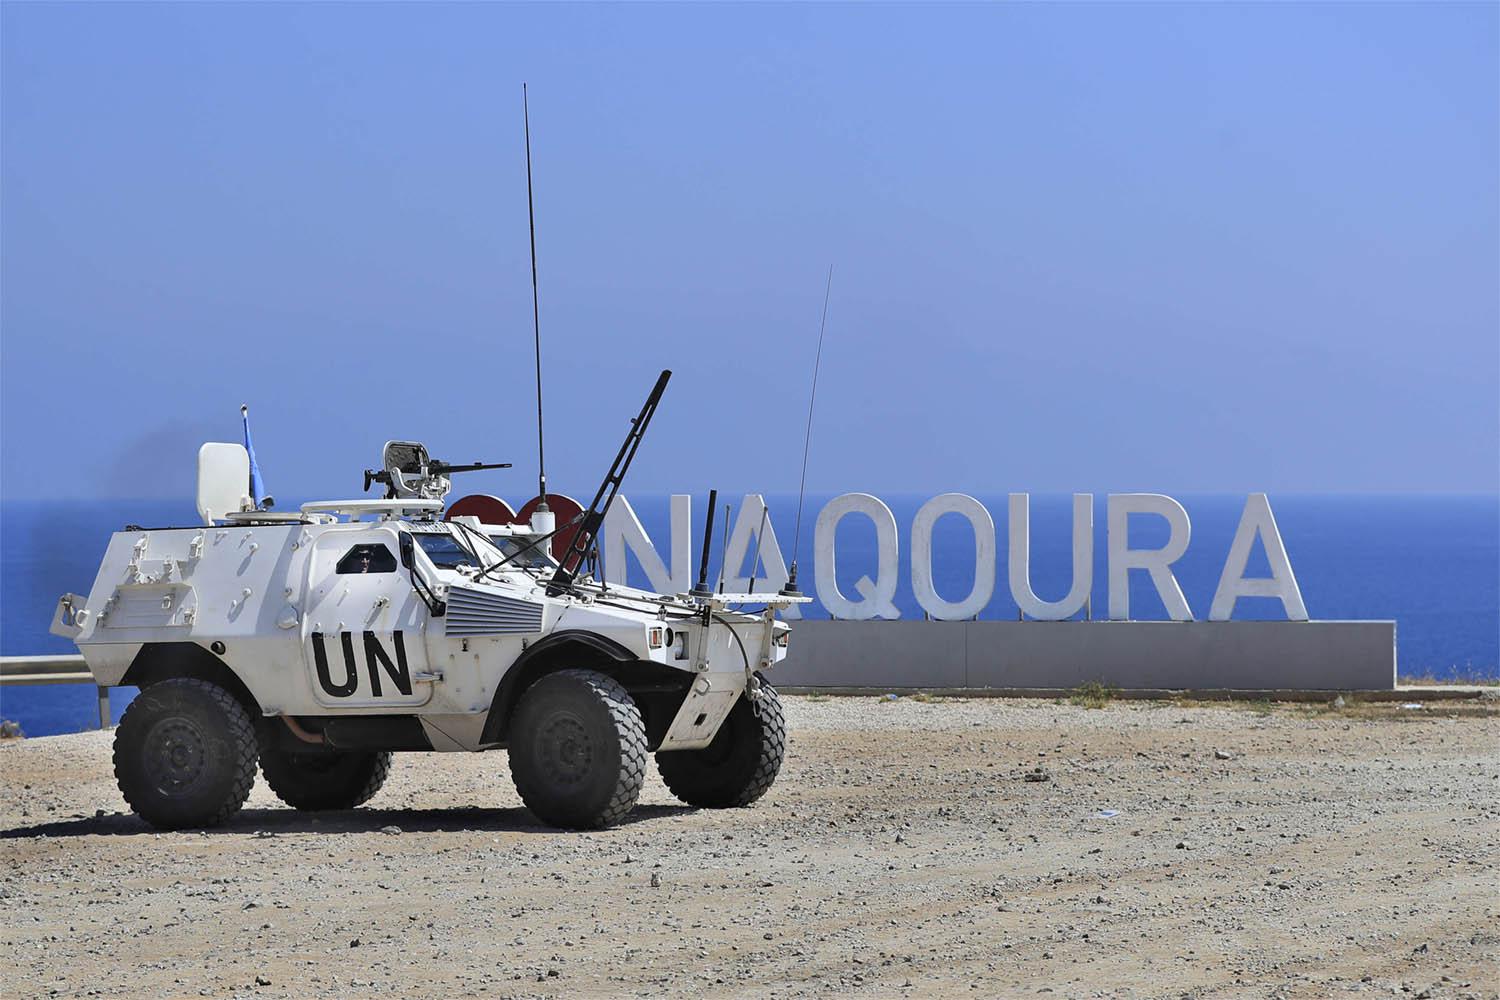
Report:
52,372,810,830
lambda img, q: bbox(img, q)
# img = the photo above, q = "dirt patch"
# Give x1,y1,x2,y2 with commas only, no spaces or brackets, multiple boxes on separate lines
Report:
1,697,1496,998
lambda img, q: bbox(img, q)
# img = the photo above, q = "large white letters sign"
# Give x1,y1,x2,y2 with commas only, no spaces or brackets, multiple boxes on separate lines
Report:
912,493,995,620
1009,493,1093,620
815,493,900,620
602,495,692,595
1210,493,1308,621
1107,494,1193,621
720,494,798,619
592,490,1305,623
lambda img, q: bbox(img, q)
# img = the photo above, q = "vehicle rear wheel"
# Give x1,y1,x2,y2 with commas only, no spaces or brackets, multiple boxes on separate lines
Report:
260,740,391,811
113,677,259,830
656,676,785,808
508,669,646,829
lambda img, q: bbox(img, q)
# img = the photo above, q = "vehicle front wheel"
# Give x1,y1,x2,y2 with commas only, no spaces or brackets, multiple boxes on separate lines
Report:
113,677,259,830
656,676,785,808
260,740,391,811
508,669,646,829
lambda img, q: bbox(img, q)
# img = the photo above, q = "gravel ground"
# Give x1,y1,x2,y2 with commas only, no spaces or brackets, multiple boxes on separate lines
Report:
1,695,1496,999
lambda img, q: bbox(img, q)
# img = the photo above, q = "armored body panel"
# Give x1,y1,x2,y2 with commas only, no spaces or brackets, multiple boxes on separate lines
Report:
55,509,795,753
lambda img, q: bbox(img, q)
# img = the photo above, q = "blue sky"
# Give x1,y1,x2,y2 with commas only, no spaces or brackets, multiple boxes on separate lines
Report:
3,2,1496,501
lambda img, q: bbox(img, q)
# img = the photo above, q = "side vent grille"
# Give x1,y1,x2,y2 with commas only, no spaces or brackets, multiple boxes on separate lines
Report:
445,586,544,637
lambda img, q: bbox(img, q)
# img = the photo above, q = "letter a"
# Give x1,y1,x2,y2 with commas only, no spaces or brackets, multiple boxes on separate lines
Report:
1209,494,1308,621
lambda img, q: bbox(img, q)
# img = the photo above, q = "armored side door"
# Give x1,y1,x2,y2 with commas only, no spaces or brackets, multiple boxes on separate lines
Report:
302,527,433,709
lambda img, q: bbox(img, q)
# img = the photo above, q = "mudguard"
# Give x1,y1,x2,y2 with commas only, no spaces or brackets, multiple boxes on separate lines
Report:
479,629,636,745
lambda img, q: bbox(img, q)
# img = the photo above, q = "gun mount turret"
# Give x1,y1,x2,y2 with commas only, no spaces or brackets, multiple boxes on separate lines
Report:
363,441,512,502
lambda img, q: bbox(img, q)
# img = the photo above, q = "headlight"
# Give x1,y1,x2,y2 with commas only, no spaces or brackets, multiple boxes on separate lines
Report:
772,630,789,648
672,629,689,660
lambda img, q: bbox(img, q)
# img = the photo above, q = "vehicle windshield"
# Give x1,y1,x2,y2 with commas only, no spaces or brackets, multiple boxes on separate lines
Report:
413,531,488,570
492,535,558,569
412,528,557,572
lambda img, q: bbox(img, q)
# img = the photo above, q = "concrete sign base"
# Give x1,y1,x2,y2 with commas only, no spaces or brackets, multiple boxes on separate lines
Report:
774,620,1396,692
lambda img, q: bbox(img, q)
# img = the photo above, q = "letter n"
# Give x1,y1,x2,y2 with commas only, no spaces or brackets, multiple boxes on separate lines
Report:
363,630,413,697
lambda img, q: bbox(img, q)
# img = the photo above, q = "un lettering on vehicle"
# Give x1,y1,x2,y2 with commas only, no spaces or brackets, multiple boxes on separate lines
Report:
310,630,424,703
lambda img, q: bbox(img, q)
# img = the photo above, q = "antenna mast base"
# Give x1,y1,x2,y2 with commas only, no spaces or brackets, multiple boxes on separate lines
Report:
690,488,718,600
778,562,805,598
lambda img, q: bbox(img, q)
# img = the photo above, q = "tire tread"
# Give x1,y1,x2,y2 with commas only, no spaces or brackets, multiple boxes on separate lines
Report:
113,678,258,829
260,743,392,811
657,677,785,808
509,668,646,829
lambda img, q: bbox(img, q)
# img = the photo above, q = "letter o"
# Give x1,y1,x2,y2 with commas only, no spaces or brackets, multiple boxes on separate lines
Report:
912,494,995,620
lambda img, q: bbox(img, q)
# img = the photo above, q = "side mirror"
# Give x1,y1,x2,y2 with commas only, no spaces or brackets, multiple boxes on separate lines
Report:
398,533,445,617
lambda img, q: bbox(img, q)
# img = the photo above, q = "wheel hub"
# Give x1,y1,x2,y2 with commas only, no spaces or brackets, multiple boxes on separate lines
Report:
537,714,593,786
144,718,208,794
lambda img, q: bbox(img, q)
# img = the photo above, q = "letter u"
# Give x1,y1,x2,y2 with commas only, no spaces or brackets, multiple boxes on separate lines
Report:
312,631,359,697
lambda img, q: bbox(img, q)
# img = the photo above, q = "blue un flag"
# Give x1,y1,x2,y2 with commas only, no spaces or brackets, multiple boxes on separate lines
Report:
241,404,268,508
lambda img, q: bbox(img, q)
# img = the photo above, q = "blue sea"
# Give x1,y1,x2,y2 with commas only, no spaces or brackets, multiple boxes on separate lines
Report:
2,494,1496,736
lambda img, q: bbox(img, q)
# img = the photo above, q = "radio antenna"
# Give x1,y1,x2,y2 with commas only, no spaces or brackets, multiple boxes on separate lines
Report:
781,266,833,597
715,503,732,594
523,83,548,514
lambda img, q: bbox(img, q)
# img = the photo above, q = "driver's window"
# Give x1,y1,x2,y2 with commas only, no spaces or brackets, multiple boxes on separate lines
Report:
336,543,397,575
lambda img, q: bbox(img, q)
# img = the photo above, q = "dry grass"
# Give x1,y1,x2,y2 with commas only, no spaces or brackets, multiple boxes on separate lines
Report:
1398,670,1498,687
1069,680,1118,709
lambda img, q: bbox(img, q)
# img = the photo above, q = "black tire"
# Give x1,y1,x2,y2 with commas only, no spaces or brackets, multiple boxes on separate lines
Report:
657,675,785,808
508,669,646,829
260,741,391,811
113,677,259,830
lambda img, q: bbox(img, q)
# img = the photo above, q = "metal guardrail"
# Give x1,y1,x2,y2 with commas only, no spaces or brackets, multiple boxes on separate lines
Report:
0,655,111,730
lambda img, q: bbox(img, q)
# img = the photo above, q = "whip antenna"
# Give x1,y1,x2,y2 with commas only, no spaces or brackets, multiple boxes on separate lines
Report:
716,503,732,594
523,83,548,515
781,265,834,597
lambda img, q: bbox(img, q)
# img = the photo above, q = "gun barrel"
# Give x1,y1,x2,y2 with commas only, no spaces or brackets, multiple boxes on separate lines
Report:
433,461,513,474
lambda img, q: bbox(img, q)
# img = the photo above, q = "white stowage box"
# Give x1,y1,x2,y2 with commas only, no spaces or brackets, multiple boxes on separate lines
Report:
101,583,195,630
